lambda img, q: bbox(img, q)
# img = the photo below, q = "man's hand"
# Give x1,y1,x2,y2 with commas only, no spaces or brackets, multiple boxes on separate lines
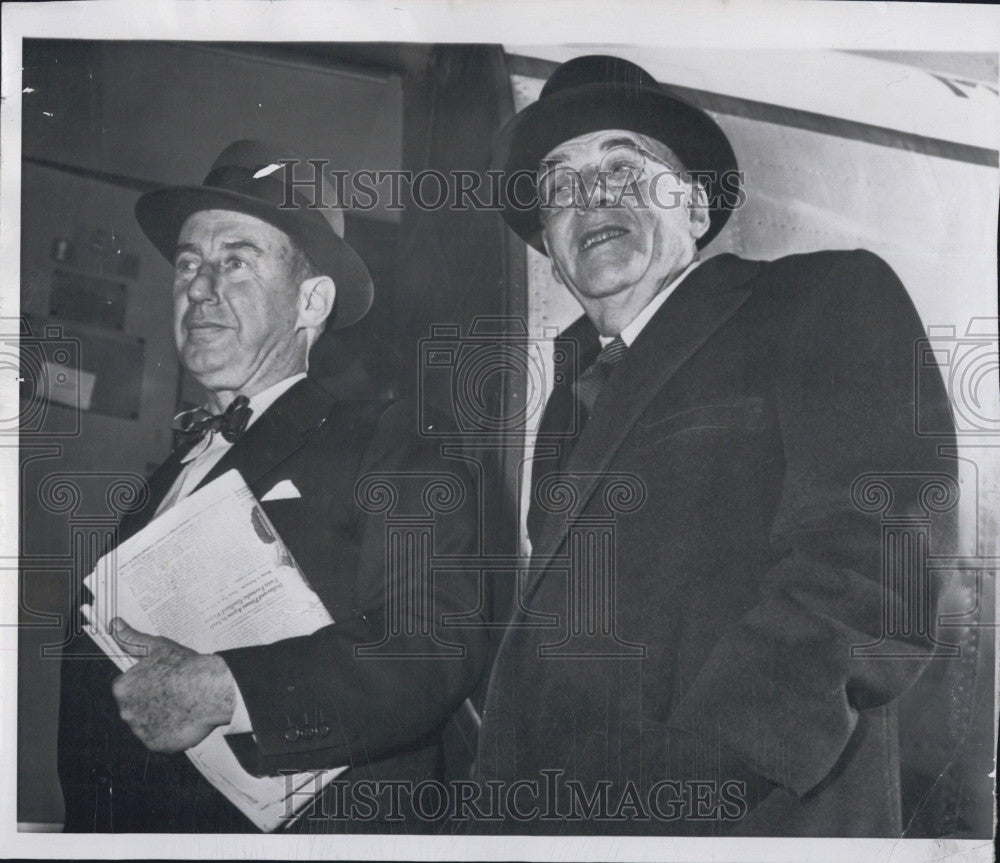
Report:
110,618,236,753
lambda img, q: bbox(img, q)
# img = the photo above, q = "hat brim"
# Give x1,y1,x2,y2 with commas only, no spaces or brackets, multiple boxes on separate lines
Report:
492,83,739,252
135,186,373,330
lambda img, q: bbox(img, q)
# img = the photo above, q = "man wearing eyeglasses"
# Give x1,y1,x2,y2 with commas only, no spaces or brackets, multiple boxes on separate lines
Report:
534,131,710,344
474,56,957,836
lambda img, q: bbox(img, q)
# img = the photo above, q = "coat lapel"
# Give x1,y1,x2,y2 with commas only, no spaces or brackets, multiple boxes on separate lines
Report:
118,442,195,542
118,378,333,547
195,377,335,495
526,254,763,595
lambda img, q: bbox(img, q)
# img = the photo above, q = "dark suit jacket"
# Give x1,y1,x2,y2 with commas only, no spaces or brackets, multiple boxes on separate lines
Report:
475,250,957,836
59,377,489,832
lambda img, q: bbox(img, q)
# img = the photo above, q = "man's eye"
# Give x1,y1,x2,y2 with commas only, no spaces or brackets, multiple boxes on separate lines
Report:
540,172,576,205
606,159,641,179
175,258,199,275
223,257,247,272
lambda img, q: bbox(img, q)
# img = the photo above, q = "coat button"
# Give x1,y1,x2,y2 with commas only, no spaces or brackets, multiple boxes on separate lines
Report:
284,728,300,742
300,726,315,740
316,724,330,738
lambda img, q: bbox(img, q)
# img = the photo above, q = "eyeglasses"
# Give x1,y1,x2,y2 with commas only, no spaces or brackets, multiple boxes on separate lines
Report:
537,143,679,210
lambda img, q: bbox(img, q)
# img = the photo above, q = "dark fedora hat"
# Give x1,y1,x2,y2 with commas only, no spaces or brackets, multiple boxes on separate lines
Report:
492,55,739,253
135,139,373,330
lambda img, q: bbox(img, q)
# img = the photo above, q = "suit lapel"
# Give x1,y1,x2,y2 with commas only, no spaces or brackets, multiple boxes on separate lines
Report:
118,378,332,548
527,254,763,593
196,377,334,495
118,442,195,542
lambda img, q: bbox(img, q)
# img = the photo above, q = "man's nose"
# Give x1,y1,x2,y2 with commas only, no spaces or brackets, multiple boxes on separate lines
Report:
185,264,219,303
575,163,615,208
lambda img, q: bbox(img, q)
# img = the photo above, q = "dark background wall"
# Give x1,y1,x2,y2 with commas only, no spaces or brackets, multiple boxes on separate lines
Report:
17,40,517,826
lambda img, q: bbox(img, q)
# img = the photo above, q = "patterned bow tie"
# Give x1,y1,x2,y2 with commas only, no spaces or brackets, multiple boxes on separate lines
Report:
573,336,628,414
172,395,253,445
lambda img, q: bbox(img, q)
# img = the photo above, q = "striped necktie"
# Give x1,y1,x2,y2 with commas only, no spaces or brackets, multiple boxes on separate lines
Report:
572,335,627,415
172,395,253,445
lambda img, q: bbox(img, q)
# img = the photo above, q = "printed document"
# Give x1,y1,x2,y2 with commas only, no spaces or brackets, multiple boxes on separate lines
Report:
82,469,345,832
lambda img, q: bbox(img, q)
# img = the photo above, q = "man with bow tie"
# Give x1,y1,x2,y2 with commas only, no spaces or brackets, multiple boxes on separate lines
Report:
58,140,488,832
475,56,957,836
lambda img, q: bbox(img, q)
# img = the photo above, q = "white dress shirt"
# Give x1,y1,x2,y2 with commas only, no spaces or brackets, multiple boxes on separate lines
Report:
156,372,307,735
156,373,306,516
598,258,701,348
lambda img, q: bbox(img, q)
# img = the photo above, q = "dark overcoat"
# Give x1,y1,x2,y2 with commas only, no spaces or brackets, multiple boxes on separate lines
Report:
475,250,957,836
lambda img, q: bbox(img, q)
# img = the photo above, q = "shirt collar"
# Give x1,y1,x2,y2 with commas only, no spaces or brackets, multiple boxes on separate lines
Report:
599,259,701,348
243,372,307,429
180,373,307,463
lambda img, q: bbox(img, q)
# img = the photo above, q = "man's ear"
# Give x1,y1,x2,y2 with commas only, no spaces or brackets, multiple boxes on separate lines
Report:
296,275,336,331
686,182,711,241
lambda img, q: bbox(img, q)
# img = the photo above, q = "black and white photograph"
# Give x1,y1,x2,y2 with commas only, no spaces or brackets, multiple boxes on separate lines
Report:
1,1,997,860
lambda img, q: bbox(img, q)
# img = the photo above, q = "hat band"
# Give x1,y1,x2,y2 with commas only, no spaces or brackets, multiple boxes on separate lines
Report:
203,165,339,238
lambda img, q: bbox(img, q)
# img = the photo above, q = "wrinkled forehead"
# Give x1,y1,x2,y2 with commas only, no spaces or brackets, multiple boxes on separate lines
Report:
540,128,682,170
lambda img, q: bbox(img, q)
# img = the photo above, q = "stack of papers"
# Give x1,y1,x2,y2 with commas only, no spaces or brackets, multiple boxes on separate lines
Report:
82,469,346,832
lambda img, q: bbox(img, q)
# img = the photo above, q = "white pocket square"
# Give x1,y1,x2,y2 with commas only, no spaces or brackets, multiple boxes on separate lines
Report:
260,479,301,502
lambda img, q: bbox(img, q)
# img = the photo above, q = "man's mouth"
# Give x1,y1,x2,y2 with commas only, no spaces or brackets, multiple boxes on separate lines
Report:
578,226,630,252
185,321,228,337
